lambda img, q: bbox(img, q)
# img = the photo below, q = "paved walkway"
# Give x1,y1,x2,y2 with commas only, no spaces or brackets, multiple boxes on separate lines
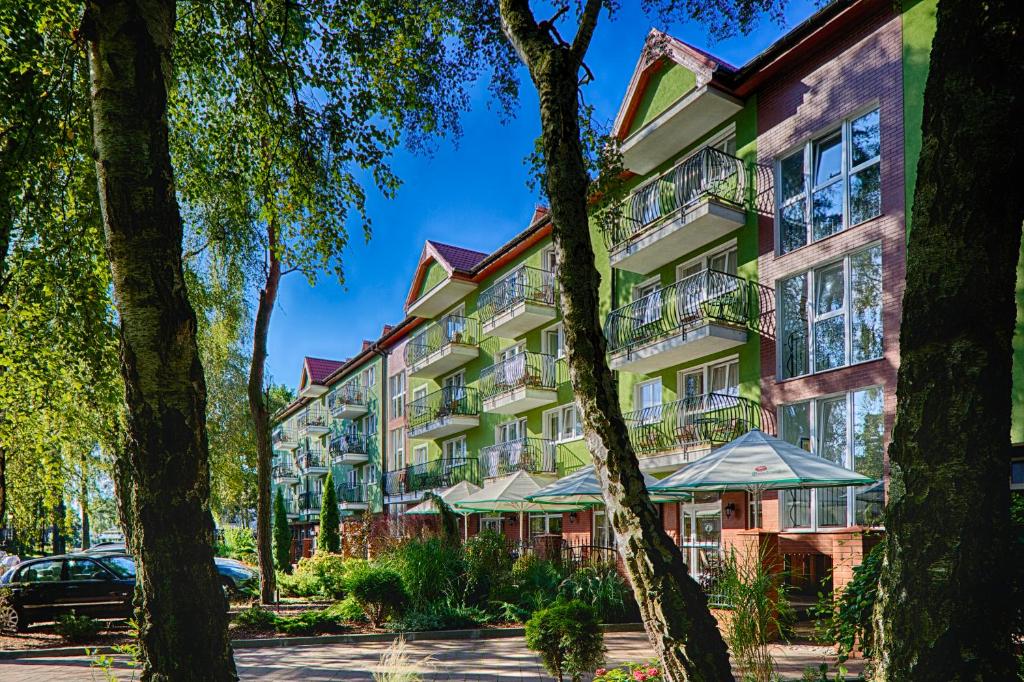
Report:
0,633,862,681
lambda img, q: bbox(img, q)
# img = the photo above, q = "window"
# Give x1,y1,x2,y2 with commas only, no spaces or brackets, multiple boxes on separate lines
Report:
634,278,661,325
389,372,406,419
677,357,739,400
529,513,563,537
593,510,614,548
481,516,503,534
18,560,63,583
635,379,662,424
497,418,527,443
442,436,467,463
543,323,566,359
362,365,376,388
779,244,883,379
66,558,106,581
679,369,704,399
778,108,881,253
410,385,427,419
388,427,404,471
1012,460,1024,490
412,444,428,466
545,404,583,442
779,387,885,530
542,246,558,273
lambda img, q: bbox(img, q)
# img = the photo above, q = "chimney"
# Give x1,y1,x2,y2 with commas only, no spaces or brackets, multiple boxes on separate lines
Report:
381,324,394,336
362,340,373,352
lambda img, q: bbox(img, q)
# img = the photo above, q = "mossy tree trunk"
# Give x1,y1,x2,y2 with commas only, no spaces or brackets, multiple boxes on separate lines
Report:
83,0,237,679
874,1,1023,679
498,2,733,680
248,221,281,604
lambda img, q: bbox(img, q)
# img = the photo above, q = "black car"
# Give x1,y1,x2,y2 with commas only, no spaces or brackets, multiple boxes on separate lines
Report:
0,554,135,632
84,546,258,596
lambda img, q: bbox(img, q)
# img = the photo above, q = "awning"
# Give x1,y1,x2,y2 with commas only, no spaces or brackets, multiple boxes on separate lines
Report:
526,465,691,507
404,480,482,515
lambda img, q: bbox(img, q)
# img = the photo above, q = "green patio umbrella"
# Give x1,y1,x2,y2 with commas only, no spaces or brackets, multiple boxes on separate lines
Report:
649,429,876,527
526,465,691,506
453,471,577,539
405,480,482,540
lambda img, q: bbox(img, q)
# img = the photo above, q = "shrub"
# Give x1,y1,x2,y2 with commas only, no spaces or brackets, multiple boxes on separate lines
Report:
383,538,464,611
318,471,341,554
525,600,605,682
350,566,409,627
463,530,513,605
233,605,278,631
273,488,293,573
559,563,638,624
592,661,663,682
326,595,367,623
274,609,346,635
278,552,348,599
55,612,102,643
812,539,884,672
390,602,491,632
510,554,565,615
218,527,257,564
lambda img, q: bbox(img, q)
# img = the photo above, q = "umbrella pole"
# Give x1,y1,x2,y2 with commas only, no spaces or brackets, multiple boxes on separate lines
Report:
464,514,469,541
519,511,524,544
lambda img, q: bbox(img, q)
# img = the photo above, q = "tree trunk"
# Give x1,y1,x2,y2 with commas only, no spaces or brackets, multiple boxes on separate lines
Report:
0,443,6,527
248,222,282,604
80,465,91,550
874,1,1024,679
498,3,733,680
84,1,237,679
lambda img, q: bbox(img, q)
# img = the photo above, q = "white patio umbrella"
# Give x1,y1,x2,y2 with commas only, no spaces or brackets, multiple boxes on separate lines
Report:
404,480,482,540
649,429,876,527
452,471,577,539
526,465,691,506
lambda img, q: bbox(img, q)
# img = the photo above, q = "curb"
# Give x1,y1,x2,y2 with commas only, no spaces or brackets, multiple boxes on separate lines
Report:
0,622,646,660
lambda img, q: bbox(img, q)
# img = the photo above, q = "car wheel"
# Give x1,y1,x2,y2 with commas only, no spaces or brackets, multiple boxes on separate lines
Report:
0,603,22,633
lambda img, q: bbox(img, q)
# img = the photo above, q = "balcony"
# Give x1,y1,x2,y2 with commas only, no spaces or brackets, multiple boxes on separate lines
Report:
408,277,477,318
337,482,369,512
272,425,298,451
605,270,771,374
405,315,479,379
408,386,480,440
383,457,478,499
298,491,321,515
478,267,557,338
327,382,368,420
297,445,329,476
283,495,300,519
272,462,299,485
330,431,371,465
479,437,558,479
625,392,775,470
480,352,558,415
297,405,329,436
603,147,753,275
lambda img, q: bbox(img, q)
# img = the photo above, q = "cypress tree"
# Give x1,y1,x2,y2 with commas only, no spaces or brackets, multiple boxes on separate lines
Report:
317,471,341,554
273,487,292,573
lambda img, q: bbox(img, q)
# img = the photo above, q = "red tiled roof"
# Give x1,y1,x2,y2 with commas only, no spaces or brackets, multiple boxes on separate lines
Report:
304,356,345,385
426,240,488,272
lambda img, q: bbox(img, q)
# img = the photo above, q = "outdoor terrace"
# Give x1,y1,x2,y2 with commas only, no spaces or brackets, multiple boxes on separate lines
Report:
407,386,481,439
382,456,479,500
478,266,558,338
327,381,369,420
405,314,480,379
479,351,559,414
329,430,371,465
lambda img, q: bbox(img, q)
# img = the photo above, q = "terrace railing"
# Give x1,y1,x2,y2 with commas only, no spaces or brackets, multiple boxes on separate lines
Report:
272,463,298,481
382,456,479,497
407,386,480,431
602,146,747,250
404,314,479,367
605,269,773,354
479,437,557,478
477,267,556,323
327,381,368,413
623,392,775,456
272,425,296,445
479,352,557,400
296,444,327,471
329,431,371,458
296,405,328,432
337,482,366,504
298,491,322,512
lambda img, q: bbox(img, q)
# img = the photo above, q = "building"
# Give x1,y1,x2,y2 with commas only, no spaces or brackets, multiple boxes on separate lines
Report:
270,0,1019,591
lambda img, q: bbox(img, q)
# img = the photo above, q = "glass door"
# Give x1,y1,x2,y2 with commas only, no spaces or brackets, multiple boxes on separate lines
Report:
679,493,722,579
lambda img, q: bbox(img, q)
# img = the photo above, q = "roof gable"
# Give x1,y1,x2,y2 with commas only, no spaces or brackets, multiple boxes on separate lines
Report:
299,356,345,390
404,240,486,310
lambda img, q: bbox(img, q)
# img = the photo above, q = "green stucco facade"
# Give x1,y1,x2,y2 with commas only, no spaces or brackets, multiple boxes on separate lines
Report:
626,62,698,137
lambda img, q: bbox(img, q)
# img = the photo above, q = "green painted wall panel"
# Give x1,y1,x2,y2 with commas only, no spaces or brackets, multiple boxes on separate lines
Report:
627,63,698,137
416,260,448,300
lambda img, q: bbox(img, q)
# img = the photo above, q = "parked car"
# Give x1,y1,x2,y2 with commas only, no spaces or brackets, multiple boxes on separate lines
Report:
84,546,257,597
0,554,135,632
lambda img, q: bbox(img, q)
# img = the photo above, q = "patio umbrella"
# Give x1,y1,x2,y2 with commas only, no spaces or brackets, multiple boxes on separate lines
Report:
405,480,482,540
453,471,577,539
649,429,875,527
526,465,691,506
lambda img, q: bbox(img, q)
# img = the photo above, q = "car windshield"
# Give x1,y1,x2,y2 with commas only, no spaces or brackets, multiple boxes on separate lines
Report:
97,555,136,579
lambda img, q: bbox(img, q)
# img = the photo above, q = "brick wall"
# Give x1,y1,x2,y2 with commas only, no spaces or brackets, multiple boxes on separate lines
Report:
757,4,906,510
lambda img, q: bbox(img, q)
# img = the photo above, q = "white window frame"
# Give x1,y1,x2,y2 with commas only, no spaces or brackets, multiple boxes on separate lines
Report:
480,515,503,534
389,372,406,420
676,240,739,282
633,276,662,325
495,417,527,444
412,444,428,466
675,355,740,400
528,512,563,538
774,105,882,255
542,322,566,359
388,427,404,471
442,435,467,464
544,403,583,444
776,243,883,380
541,246,558,274
777,387,885,532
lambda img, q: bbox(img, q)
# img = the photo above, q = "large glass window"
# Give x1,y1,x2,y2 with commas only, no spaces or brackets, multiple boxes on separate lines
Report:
389,372,405,419
777,109,882,254
780,387,885,530
529,513,563,538
546,404,583,442
780,245,883,379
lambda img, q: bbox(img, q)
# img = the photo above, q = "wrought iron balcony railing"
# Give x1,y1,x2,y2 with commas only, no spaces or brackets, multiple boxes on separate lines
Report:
623,392,775,456
407,386,480,431
404,314,479,367
298,491,322,512
477,267,556,323
383,456,479,497
327,381,368,412
296,444,327,471
272,463,298,481
604,269,772,354
329,431,371,458
296,405,328,432
272,425,296,445
479,352,557,400
602,146,748,250
479,437,557,478
337,482,367,504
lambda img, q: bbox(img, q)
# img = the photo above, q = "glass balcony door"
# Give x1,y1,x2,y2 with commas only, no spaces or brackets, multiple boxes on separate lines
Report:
680,493,722,578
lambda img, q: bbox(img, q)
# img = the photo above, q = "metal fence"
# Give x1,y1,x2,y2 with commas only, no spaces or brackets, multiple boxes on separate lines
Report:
407,386,480,432
297,444,327,471
479,351,558,400
404,314,479,366
477,266,557,323
327,381,367,413
329,431,372,458
478,437,557,478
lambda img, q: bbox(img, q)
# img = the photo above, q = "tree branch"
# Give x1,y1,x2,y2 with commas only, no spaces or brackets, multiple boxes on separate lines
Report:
571,0,603,61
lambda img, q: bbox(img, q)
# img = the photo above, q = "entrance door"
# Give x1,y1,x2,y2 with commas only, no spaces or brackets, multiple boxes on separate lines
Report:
679,493,722,579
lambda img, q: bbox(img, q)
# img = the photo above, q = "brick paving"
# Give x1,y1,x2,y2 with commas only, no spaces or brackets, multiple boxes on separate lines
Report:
0,632,863,681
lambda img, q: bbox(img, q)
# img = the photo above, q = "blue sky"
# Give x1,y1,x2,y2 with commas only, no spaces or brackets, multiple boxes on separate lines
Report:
267,1,821,388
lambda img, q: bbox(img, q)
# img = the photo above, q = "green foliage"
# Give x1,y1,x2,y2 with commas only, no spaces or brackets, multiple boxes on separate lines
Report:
278,552,348,599
422,492,460,546
383,538,464,611
509,554,566,615
390,601,492,632
349,566,409,627
217,527,257,563
274,609,347,636
525,600,606,682
593,661,663,682
273,488,293,573
234,605,279,631
54,612,102,643
325,595,368,623
559,563,638,624
463,530,514,605
318,472,341,554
